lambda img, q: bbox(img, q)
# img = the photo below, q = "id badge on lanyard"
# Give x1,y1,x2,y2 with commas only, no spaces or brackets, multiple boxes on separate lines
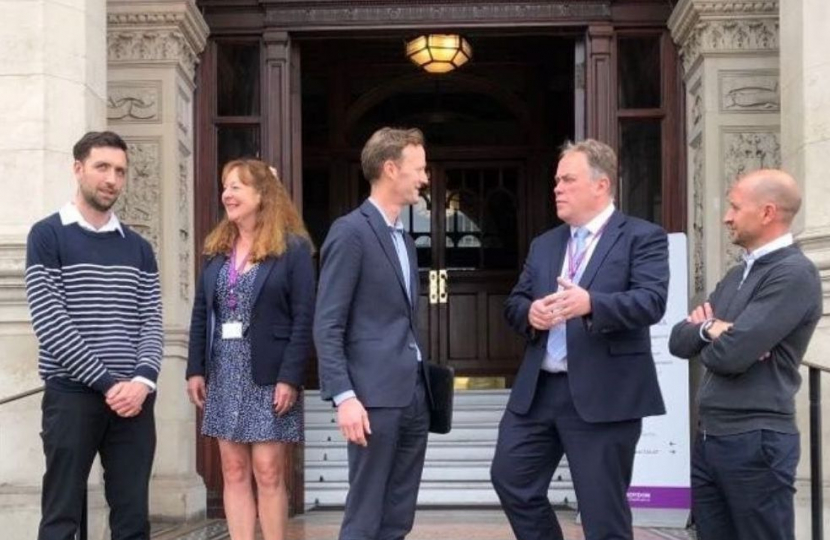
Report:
222,244,248,340
222,321,243,340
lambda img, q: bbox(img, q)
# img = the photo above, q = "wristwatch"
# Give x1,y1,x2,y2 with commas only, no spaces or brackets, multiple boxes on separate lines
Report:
701,318,716,341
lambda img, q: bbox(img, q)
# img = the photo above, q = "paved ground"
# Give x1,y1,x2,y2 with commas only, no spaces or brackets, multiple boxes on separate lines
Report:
152,508,697,540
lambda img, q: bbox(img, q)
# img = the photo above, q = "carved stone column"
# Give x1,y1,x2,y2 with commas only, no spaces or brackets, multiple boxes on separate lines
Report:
780,0,830,533
0,1,109,537
669,0,780,299
107,0,209,521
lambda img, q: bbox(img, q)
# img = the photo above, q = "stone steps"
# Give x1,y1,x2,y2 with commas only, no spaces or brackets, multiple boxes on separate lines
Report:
303,389,575,508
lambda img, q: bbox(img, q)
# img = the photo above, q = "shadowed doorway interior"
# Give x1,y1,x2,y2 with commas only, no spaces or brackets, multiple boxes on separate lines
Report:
300,33,577,387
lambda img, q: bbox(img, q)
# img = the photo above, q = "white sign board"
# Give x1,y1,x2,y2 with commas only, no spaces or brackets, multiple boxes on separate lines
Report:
628,233,691,527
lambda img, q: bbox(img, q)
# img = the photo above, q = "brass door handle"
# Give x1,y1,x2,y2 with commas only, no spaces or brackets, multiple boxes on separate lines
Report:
429,270,438,305
438,269,448,304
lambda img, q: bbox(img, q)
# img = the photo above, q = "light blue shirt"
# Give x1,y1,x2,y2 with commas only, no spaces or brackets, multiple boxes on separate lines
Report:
542,203,615,373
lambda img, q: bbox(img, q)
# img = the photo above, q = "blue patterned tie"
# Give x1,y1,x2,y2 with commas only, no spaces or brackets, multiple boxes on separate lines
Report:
573,226,588,260
545,227,590,369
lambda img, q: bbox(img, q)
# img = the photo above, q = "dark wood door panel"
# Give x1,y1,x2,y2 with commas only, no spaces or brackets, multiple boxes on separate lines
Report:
442,272,524,376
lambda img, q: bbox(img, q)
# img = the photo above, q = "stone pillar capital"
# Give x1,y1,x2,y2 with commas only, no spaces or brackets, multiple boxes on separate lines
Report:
668,0,779,74
107,0,209,82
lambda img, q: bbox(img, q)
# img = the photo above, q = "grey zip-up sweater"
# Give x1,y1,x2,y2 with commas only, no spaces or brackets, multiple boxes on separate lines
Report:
669,245,821,435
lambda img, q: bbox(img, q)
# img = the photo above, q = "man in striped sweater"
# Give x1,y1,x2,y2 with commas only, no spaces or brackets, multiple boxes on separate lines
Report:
25,131,163,540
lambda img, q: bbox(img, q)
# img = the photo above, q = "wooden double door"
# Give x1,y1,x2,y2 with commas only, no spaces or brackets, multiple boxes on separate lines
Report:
360,160,527,379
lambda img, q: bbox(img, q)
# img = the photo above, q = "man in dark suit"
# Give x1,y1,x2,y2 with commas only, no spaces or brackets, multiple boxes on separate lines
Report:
314,127,430,540
669,169,821,540
491,139,669,540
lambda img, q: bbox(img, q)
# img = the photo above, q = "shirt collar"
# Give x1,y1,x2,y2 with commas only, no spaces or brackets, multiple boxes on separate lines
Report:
744,233,793,263
368,197,405,231
571,203,615,238
59,202,124,237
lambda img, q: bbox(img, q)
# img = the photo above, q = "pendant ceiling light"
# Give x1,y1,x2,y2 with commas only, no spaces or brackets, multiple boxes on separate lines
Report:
405,34,472,74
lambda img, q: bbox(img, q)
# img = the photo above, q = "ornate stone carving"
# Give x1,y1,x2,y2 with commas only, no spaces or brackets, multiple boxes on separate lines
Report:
681,19,778,73
115,141,162,255
178,153,191,302
669,0,780,74
106,1,209,82
720,130,780,272
108,31,199,79
176,88,191,137
722,130,780,186
108,82,161,123
689,80,703,130
264,1,610,28
690,137,705,294
720,71,779,112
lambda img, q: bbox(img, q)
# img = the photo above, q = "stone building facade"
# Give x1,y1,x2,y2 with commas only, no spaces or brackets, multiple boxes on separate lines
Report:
0,0,828,537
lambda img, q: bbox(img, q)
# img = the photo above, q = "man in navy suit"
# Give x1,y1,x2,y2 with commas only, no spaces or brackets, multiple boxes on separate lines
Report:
491,139,669,540
314,127,430,540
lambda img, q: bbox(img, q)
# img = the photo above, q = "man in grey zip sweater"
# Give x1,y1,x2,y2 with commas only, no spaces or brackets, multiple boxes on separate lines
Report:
669,169,821,540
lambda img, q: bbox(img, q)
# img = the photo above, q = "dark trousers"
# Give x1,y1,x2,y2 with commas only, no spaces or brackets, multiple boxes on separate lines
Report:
38,388,156,540
491,372,642,540
339,373,430,540
692,429,799,540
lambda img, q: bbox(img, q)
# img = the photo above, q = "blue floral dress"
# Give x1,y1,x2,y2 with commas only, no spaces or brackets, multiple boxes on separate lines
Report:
201,259,303,443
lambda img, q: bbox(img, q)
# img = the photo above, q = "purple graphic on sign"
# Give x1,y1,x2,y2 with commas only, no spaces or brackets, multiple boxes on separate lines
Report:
627,487,691,509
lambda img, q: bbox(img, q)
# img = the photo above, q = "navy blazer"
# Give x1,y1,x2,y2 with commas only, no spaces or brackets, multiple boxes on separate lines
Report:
504,210,668,422
314,200,427,408
186,237,316,387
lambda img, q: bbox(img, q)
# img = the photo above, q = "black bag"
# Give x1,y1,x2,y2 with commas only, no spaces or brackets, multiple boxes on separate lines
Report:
426,363,455,434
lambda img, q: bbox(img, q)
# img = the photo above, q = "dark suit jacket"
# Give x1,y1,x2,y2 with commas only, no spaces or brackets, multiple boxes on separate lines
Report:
186,237,316,387
504,210,668,422
314,200,426,408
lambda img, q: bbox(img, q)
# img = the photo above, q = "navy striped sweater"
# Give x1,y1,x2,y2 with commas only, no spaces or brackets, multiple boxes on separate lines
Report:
25,213,163,393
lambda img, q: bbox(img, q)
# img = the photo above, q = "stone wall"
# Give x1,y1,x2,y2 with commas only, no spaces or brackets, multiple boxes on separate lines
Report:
0,0,110,537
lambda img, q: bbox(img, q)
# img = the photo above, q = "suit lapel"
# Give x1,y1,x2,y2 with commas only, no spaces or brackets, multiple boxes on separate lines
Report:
361,200,410,305
547,226,570,293
578,210,624,289
250,256,277,309
203,256,224,314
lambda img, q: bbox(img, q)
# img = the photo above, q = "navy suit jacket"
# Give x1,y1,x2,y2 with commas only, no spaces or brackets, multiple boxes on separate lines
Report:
186,237,316,387
314,200,426,408
504,210,668,422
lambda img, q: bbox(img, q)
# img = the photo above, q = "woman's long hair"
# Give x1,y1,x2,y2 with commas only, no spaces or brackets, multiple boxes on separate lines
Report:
203,159,313,261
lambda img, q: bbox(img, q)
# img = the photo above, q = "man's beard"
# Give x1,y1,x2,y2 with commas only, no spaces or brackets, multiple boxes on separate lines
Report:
82,187,118,213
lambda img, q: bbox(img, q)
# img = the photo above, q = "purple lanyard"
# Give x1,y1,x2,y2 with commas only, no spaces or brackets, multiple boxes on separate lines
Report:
566,221,609,281
227,242,249,314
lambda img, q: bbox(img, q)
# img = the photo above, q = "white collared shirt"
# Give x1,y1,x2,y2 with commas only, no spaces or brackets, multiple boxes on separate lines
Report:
59,202,125,237
742,233,794,283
